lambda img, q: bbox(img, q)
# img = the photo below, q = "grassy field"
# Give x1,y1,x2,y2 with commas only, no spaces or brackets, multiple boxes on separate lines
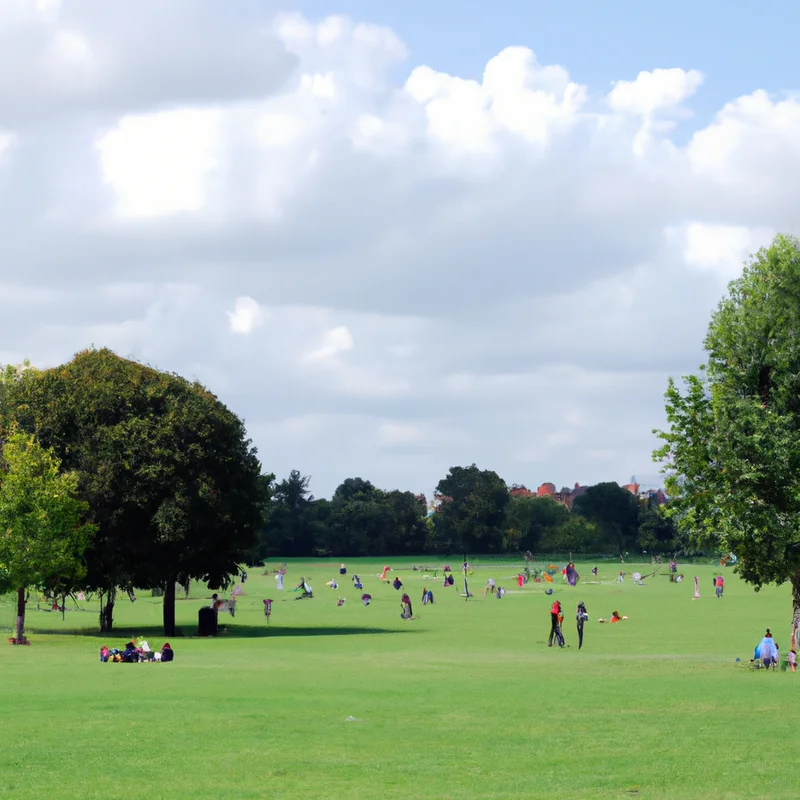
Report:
0,558,795,800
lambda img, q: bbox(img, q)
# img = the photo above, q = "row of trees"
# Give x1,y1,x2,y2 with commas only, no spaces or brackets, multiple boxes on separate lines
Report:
256,465,676,561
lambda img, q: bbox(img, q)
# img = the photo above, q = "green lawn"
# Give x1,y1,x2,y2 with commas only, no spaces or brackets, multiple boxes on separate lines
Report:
0,559,795,800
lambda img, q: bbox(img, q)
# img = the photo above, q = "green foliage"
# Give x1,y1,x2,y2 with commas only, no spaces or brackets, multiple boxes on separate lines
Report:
433,464,509,553
655,234,800,606
0,430,95,595
258,467,668,557
505,494,569,551
264,472,428,557
637,500,677,553
571,481,641,551
3,348,263,631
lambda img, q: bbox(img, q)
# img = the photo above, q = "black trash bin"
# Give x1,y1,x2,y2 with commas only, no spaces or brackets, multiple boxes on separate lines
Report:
198,606,218,636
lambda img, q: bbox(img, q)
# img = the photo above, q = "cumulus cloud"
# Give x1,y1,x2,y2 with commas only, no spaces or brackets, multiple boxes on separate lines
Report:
607,68,704,115
1,5,798,496
228,296,265,335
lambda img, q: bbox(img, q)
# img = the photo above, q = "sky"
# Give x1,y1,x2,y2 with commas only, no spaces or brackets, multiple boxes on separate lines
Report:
1,0,799,499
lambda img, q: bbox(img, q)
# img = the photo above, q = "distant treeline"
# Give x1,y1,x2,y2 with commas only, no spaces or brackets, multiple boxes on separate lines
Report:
255,465,676,560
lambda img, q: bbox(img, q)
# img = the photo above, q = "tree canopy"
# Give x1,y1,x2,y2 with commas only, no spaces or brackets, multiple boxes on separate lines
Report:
655,234,800,634
4,348,264,635
0,429,95,643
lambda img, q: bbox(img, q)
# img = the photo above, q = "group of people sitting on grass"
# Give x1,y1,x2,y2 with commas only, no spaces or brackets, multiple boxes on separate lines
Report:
100,639,174,663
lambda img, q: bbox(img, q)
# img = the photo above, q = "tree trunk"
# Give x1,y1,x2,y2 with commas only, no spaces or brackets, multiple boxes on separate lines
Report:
100,589,116,633
163,577,176,637
791,570,800,652
15,587,26,643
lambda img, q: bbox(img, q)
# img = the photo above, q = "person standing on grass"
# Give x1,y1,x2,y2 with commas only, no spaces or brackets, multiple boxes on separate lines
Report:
759,629,778,669
548,599,562,647
715,575,724,598
576,601,588,650
693,576,700,599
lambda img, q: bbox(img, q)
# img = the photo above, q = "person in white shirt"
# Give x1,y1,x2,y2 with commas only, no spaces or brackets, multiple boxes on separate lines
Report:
759,629,778,669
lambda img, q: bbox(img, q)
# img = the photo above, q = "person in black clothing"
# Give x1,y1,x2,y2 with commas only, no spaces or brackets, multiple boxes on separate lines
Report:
160,643,174,662
576,601,589,650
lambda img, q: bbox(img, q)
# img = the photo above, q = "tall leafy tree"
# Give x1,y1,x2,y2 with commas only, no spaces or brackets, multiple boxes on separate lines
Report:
433,465,509,554
655,234,800,637
637,500,677,554
572,482,640,553
383,490,428,554
267,470,316,556
327,478,388,555
505,494,570,552
5,349,263,635
0,430,95,643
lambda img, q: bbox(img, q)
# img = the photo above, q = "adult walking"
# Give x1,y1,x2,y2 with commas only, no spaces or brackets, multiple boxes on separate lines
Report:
548,598,564,647
576,601,589,650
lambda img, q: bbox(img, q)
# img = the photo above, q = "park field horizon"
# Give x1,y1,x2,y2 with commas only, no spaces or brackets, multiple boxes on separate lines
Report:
1,558,796,800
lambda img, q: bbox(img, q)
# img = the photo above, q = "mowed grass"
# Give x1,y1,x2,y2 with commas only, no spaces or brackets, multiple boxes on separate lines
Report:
0,559,796,800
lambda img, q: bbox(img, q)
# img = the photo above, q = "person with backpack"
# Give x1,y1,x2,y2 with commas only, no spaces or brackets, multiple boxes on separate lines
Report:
548,599,563,647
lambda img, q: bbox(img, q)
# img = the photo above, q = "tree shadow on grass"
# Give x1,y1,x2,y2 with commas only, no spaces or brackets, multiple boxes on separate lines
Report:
18,623,418,641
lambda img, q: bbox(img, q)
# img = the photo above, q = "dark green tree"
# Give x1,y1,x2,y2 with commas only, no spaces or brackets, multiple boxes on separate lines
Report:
572,482,640,553
637,500,677,554
655,234,800,637
433,464,509,554
505,494,570,552
4,349,263,636
538,514,599,554
383,490,428,555
267,470,316,556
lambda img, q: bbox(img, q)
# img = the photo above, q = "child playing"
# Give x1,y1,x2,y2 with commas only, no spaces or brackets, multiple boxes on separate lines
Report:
789,649,797,673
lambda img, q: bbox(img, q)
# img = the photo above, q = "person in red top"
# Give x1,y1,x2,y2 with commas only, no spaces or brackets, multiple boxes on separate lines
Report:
715,575,724,599
548,600,562,647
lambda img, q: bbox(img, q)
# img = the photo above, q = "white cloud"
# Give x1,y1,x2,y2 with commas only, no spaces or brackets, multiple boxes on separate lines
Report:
1,7,799,497
678,222,775,280
227,296,264,334
96,108,222,218
304,325,355,362
608,68,704,115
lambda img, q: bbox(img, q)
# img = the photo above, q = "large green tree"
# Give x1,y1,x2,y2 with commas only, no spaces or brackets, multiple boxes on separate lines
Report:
266,470,317,556
504,494,570,552
0,430,95,643
433,465,509,554
5,349,263,636
572,482,640,553
655,234,800,638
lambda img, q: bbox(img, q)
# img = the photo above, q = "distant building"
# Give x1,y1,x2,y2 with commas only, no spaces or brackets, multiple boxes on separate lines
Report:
534,482,587,509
